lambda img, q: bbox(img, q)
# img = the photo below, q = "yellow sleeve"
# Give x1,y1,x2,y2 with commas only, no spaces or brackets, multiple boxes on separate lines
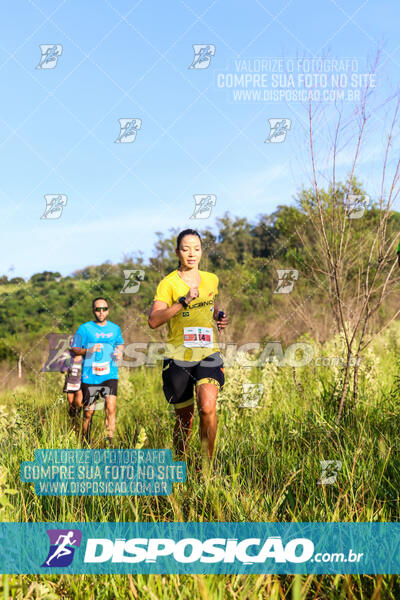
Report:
154,277,173,307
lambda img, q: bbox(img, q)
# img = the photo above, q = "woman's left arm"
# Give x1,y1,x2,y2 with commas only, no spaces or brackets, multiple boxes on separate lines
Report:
213,302,219,321
213,302,229,330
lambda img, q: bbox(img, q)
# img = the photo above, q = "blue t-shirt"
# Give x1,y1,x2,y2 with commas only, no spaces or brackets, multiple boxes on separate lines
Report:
72,321,124,384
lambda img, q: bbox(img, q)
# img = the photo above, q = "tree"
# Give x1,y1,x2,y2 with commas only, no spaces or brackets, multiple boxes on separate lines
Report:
293,72,400,419
30,271,61,284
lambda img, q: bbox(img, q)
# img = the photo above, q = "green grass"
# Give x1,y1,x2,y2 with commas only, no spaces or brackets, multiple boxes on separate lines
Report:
2,326,400,598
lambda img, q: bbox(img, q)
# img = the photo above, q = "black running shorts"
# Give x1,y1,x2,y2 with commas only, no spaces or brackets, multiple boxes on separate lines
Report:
162,352,225,409
81,379,118,409
63,364,82,393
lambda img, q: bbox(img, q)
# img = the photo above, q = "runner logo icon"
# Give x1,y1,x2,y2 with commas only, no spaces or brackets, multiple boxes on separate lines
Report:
41,194,67,219
121,269,145,293
115,119,142,143
190,195,217,219
36,44,63,69
265,119,291,143
189,45,216,69
42,529,82,567
274,269,298,294
346,194,370,219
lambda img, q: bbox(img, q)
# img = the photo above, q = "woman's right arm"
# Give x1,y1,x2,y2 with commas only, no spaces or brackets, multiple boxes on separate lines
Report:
148,300,183,329
148,288,199,329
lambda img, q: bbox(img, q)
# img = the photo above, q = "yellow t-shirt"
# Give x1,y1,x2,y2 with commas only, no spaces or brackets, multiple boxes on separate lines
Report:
154,269,220,362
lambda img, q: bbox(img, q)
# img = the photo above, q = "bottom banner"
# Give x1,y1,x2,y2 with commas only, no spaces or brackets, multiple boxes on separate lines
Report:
1,522,399,574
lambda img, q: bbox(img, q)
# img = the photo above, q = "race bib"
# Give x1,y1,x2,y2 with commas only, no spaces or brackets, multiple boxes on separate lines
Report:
66,382,81,392
92,361,110,376
184,327,213,348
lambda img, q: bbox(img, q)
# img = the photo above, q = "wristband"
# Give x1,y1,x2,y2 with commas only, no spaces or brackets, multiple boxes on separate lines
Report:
178,296,188,309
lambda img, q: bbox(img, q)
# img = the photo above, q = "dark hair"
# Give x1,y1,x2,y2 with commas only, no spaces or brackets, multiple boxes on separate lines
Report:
92,297,109,310
176,229,202,268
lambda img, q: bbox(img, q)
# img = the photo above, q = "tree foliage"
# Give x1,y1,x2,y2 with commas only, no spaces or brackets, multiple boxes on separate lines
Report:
0,197,399,371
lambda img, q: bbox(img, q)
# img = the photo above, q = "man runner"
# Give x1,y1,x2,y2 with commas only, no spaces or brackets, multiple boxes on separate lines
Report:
71,297,124,445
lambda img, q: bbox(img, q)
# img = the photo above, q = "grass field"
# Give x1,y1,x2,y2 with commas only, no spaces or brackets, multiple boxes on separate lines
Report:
1,325,400,598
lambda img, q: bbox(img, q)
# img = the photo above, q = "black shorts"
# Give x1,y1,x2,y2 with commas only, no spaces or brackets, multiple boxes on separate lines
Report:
63,374,82,393
63,363,82,393
81,379,118,409
162,352,225,409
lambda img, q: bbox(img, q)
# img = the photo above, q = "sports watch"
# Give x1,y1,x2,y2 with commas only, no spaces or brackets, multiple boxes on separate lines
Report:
178,296,188,309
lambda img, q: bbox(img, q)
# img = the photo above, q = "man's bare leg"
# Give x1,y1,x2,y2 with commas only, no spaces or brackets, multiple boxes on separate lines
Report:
105,394,117,443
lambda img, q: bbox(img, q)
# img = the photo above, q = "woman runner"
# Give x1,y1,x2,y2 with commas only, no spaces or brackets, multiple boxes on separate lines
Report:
148,229,228,464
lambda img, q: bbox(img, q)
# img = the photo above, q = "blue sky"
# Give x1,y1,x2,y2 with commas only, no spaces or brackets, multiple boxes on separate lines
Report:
1,0,400,278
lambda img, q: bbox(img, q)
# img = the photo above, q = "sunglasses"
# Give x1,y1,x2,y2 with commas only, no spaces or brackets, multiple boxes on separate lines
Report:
94,307,109,312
